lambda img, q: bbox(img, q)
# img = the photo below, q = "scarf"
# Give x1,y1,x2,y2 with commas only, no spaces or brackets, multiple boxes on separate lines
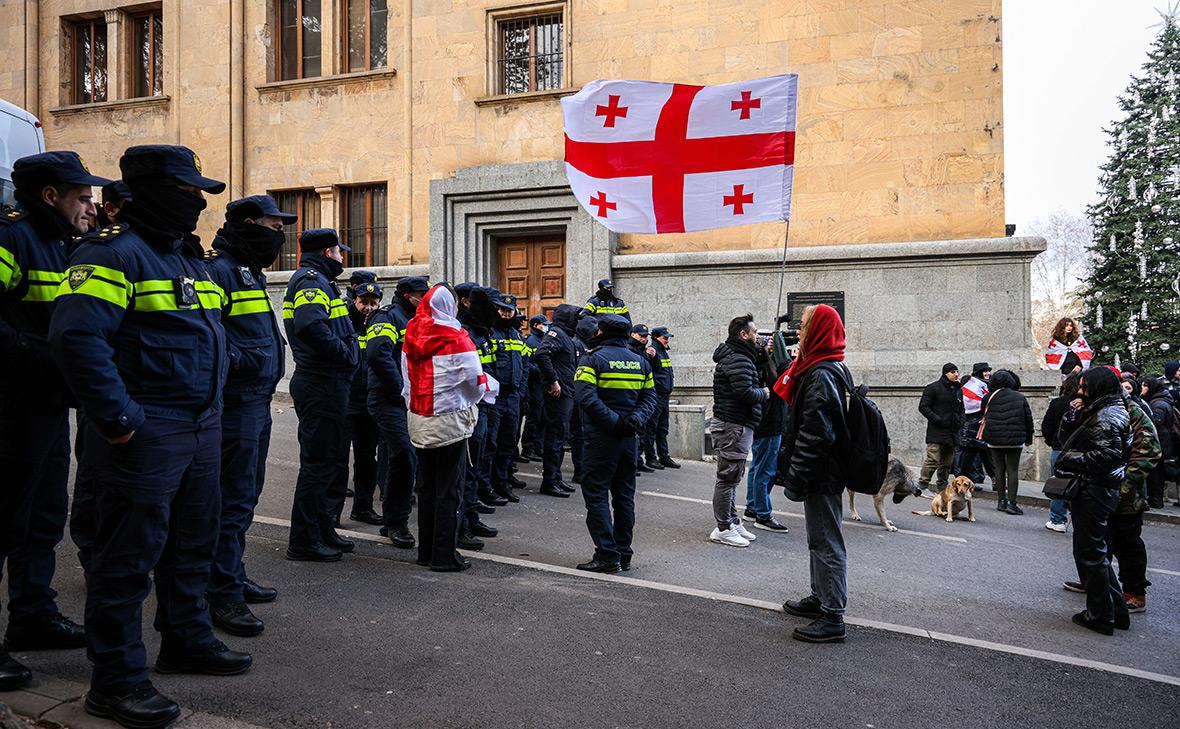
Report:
214,221,286,272
119,183,208,255
773,304,846,406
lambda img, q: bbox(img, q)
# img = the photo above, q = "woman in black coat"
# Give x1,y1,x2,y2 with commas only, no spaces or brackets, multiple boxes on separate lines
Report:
980,369,1034,514
1056,367,1132,635
1143,377,1175,507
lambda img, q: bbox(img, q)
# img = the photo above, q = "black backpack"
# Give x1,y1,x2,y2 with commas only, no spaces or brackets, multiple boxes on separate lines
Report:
816,362,891,495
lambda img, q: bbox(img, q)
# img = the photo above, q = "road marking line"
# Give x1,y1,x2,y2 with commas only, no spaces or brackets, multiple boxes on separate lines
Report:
250,514,1180,687
1148,567,1180,577
641,490,968,544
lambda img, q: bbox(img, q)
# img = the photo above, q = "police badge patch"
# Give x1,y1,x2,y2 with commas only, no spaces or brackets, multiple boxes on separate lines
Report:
238,266,254,286
68,266,95,291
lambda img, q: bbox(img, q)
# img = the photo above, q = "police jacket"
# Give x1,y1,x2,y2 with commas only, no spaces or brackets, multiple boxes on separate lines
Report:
0,205,73,403
525,330,545,383
455,306,496,409
534,306,578,397
283,253,357,377
781,363,848,496
492,323,526,396
574,336,657,433
711,338,767,430
348,305,372,415
584,293,631,322
919,376,965,446
1057,394,1132,491
652,339,674,395
204,242,285,400
365,305,405,406
49,221,227,439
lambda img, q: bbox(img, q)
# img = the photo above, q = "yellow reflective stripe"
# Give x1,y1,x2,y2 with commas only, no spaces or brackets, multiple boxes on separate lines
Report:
329,301,350,319
574,366,598,384
292,289,331,310
598,380,644,390
0,245,20,290
56,264,131,308
479,353,495,364
282,301,295,320
228,290,272,317
366,322,400,344
599,371,646,380
230,289,268,301
643,373,655,389
23,269,65,302
659,358,672,368
583,303,597,313
358,332,369,350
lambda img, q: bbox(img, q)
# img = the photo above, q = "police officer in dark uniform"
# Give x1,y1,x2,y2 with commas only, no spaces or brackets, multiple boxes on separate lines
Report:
533,304,579,498
364,276,428,549
0,152,105,691
490,292,526,502
50,145,250,728
283,228,359,562
520,314,548,461
584,279,630,322
343,269,377,307
347,281,384,526
650,326,680,469
453,285,499,548
203,195,291,638
569,314,600,484
627,323,662,474
573,314,657,573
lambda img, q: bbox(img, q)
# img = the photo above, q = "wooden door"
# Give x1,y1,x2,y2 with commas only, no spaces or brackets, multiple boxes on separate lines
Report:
496,236,566,320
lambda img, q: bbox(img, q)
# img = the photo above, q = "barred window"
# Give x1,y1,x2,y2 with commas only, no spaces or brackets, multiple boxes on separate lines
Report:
339,184,387,268
72,18,108,104
497,14,562,95
343,0,388,72
269,189,321,271
277,0,322,81
130,9,163,98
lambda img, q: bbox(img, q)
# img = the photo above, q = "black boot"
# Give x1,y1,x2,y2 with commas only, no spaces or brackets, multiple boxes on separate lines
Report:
469,521,498,538
211,602,265,638
792,612,846,643
636,461,655,473
0,648,32,691
156,640,252,676
387,526,416,550
350,508,383,525
285,543,342,562
781,595,823,619
658,457,681,469
646,457,664,470
540,484,571,498
480,489,508,506
1006,500,1024,515
322,531,355,553
474,500,497,514
457,532,485,550
242,578,278,604
996,498,1008,512
4,614,86,651
495,487,520,504
85,684,181,729
509,475,528,489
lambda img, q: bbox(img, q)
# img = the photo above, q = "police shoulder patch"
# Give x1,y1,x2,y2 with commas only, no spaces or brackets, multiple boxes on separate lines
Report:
0,208,28,225
68,265,95,290
300,288,319,302
91,224,129,243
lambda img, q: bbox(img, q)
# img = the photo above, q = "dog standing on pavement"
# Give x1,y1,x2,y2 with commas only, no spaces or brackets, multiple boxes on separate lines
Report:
848,457,922,533
912,475,976,523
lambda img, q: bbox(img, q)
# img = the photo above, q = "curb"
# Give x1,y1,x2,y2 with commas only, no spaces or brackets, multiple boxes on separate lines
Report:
961,483,1180,527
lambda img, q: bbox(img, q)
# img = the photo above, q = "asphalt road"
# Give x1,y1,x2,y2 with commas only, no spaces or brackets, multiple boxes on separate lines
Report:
8,402,1180,728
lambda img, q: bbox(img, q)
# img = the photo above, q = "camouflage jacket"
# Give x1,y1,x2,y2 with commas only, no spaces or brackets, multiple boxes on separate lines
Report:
1121,400,1162,515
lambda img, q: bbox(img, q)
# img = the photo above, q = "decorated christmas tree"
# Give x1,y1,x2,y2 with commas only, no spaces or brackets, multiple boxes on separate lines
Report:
1081,10,1180,374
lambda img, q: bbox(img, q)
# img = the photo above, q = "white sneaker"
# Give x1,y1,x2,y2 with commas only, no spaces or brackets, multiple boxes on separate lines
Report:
734,522,757,542
709,527,750,548
1044,520,1067,533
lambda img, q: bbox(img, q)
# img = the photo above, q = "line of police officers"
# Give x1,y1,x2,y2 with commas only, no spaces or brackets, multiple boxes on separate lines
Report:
0,145,681,729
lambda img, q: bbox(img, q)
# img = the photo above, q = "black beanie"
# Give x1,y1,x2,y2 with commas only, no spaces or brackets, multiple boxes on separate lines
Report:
942,362,959,376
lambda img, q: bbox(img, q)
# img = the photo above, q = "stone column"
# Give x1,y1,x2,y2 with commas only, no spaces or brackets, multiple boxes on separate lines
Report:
23,0,39,113
316,185,336,230
103,9,125,100
319,0,335,76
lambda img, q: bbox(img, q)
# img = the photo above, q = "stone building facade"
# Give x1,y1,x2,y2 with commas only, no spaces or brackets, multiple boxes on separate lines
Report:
0,0,1052,471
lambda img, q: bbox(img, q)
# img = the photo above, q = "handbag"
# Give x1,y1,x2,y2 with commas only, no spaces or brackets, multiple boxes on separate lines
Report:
1042,415,1089,501
976,388,1003,440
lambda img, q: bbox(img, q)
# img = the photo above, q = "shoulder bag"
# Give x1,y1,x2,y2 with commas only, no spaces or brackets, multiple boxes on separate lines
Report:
1043,414,1089,501
976,388,1003,440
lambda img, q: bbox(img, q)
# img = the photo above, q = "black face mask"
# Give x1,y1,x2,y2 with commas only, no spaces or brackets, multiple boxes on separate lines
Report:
322,255,345,279
122,182,208,245
221,221,286,270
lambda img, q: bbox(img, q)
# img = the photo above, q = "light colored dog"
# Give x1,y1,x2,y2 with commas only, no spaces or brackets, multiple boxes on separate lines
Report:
912,475,976,523
848,457,921,532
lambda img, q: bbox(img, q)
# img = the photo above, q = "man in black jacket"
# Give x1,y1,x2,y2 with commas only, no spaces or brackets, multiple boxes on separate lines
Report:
650,327,678,468
918,363,964,496
709,314,768,547
534,304,579,497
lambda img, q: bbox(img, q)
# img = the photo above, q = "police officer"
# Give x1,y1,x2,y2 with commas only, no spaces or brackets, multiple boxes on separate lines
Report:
283,228,359,562
573,314,657,572
50,145,250,727
520,314,548,461
343,269,377,306
453,284,499,548
96,180,131,228
365,276,428,549
0,152,105,691
203,195,291,638
627,323,662,474
584,278,630,322
347,281,384,526
569,314,600,484
533,304,579,497
650,326,680,469
490,292,526,502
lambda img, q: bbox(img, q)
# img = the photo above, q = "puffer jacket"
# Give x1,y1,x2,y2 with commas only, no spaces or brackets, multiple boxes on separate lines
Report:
1041,394,1073,450
980,370,1034,448
1056,394,1132,491
711,338,767,429
781,363,847,497
918,375,964,445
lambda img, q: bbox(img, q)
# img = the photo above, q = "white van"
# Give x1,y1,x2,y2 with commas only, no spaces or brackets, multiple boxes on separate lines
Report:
0,99,47,207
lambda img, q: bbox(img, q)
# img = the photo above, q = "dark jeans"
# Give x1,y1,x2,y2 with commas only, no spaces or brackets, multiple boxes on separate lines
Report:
541,395,573,487
990,447,1022,503
952,415,995,484
1071,486,1129,625
1108,512,1149,596
492,392,522,490
0,401,70,624
804,489,848,615
348,412,380,513
368,394,416,531
209,396,272,605
81,415,221,694
289,371,351,548
580,429,637,564
416,439,467,570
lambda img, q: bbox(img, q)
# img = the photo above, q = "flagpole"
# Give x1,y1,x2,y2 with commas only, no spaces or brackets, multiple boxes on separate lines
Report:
774,220,790,322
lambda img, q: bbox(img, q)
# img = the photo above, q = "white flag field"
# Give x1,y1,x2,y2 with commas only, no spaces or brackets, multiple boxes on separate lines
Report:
561,74,798,234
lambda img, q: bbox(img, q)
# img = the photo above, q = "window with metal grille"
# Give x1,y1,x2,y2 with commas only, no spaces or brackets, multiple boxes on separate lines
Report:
72,18,108,104
497,13,562,95
339,184,388,268
343,0,388,73
276,0,323,81
130,9,163,98
269,189,321,271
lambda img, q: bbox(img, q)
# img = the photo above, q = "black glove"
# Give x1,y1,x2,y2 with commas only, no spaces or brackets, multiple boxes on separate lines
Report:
614,417,637,437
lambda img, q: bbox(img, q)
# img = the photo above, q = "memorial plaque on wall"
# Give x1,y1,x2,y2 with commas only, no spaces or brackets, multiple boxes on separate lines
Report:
784,291,845,324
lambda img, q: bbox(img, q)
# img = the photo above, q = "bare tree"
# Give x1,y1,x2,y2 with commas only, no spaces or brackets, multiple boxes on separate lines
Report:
1025,210,1091,336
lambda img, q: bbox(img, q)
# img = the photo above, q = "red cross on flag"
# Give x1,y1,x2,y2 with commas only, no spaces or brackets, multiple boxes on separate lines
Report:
562,74,797,234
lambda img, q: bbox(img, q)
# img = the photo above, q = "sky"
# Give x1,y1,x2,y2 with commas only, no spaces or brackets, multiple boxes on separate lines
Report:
1003,0,1169,232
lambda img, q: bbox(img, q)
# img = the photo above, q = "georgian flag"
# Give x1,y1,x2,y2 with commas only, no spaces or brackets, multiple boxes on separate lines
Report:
562,74,798,234
963,376,989,416
401,285,499,416
1044,336,1094,371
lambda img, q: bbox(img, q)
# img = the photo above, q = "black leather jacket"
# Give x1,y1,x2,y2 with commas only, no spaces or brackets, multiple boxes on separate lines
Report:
1057,394,1132,491
781,364,847,496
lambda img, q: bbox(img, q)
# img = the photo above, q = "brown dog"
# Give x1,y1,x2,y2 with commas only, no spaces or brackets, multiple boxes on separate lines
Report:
912,475,976,523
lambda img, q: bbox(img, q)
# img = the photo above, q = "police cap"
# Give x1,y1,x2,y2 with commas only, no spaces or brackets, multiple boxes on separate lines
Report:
493,292,517,311
226,194,297,224
598,314,630,337
529,314,548,326
349,270,378,286
651,326,674,338
631,323,650,336
120,145,226,193
454,282,478,299
12,151,111,191
102,180,132,205
597,278,614,290
396,276,430,296
355,282,383,300
299,227,350,252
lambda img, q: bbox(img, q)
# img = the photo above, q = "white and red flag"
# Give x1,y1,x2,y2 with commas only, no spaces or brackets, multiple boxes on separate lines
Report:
562,74,797,234
962,376,989,415
401,285,499,416
1044,336,1094,371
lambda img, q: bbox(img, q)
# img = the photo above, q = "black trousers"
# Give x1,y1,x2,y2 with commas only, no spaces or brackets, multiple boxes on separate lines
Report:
368,394,416,531
1071,486,1130,625
0,401,70,624
289,371,351,548
348,412,381,513
541,395,573,487
521,378,545,454
492,392,522,491
417,439,467,569
1147,467,1168,506
72,410,98,573
1108,512,1150,596
570,403,585,476
461,410,489,531
580,429,638,564
654,392,672,461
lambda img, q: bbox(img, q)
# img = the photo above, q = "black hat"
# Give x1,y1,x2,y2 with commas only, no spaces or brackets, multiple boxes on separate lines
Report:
631,323,650,336
942,362,959,376
651,326,673,338
120,145,226,193
349,270,378,286
971,362,991,377
225,194,297,224
354,282,383,300
598,278,614,290
102,180,131,204
1166,361,1180,380
12,151,111,190
598,314,630,337
299,227,349,252
529,314,548,326
454,282,478,299
395,276,430,296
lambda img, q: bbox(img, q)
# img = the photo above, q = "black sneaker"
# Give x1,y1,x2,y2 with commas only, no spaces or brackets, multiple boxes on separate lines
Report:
4,614,86,651
85,684,180,729
646,458,664,470
620,558,632,571
792,614,846,643
659,458,681,469
1063,580,1086,593
636,462,655,473
754,516,788,533
1006,502,1024,516
996,499,1009,512
782,595,823,619
474,500,497,514
741,508,758,522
